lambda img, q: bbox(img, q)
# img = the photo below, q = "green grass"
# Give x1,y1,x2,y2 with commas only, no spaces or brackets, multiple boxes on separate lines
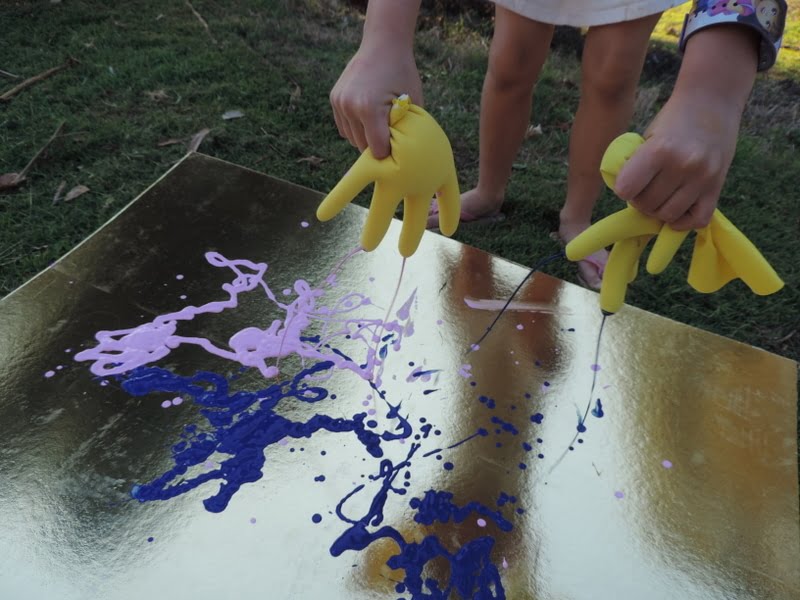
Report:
1,0,798,363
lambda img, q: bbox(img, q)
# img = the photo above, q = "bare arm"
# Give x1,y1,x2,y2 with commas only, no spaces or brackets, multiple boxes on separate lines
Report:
330,0,423,158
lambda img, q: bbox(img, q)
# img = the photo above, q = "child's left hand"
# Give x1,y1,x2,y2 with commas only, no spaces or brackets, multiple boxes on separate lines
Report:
612,89,741,232
612,24,762,232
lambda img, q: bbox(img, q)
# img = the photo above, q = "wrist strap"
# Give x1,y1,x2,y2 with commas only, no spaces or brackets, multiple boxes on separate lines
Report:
679,0,787,71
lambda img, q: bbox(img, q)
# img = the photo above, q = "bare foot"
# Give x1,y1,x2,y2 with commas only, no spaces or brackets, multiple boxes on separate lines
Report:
558,219,608,290
426,187,505,229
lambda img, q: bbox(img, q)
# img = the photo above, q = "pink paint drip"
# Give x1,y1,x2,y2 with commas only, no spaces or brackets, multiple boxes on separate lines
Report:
463,297,560,314
74,251,416,386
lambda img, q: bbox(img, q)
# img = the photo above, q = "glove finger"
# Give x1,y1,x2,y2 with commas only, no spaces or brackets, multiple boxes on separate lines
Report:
705,210,784,295
566,206,660,261
398,194,429,257
317,153,375,222
600,235,650,314
360,181,401,252
435,168,461,237
647,225,691,275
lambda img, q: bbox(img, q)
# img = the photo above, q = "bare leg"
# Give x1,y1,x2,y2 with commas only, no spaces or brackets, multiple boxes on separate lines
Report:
559,13,661,288
428,7,553,227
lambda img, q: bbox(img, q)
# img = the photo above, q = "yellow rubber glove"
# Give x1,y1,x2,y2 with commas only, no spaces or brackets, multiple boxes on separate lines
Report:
317,95,460,257
567,132,783,313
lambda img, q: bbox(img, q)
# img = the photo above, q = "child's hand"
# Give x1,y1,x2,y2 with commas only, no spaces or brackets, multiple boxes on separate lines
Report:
613,25,760,232
330,49,423,159
613,91,741,232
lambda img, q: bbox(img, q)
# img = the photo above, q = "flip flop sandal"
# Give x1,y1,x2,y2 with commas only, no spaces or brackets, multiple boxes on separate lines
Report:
426,199,506,230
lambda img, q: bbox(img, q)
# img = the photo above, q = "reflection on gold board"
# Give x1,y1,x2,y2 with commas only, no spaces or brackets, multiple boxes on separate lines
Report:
0,153,796,600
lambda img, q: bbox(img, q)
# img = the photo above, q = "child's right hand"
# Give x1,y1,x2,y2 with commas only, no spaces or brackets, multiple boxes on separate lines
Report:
329,48,423,160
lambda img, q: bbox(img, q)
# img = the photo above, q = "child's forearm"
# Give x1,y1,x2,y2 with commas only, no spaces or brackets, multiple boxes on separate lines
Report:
361,0,422,53
675,25,759,115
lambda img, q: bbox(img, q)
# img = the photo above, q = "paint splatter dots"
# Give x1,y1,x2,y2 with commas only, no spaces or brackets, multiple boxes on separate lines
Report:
56,365,64,371
172,397,183,406
250,517,257,524
300,221,310,228
530,413,544,424
176,274,184,280
436,319,443,325
160,400,171,409
312,513,322,523
147,537,154,543
470,344,480,352
44,370,55,378
516,324,524,330
502,557,509,569
315,475,326,482
537,453,544,459
614,491,625,499
662,459,673,469
518,463,527,470
443,462,454,471
476,518,487,528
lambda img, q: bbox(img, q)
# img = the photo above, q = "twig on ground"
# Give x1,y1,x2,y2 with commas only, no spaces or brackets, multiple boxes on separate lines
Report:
0,121,65,191
0,68,20,80
0,58,78,102
185,1,218,46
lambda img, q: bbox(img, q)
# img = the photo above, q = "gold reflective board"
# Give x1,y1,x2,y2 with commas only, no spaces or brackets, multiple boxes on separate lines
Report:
0,153,797,600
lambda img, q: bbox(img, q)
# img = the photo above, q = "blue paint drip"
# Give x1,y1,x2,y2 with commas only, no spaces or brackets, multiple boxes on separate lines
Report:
315,475,326,482
333,450,510,599
490,416,518,435
530,413,544,424
576,409,587,433
591,398,604,418
412,369,441,379
123,362,411,513
422,388,439,395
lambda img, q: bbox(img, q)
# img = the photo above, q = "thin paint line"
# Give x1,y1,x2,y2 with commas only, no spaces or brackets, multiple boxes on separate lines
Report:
468,252,564,351
369,257,407,379
545,312,608,476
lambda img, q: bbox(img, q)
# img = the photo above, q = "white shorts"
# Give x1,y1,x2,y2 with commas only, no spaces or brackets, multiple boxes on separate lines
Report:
491,0,689,27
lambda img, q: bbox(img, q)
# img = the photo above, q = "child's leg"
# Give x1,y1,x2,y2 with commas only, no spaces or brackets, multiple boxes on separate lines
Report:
428,7,553,226
559,14,661,287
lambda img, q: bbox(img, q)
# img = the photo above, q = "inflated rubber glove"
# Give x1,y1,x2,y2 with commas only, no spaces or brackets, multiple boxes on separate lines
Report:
566,132,784,313
316,95,460,257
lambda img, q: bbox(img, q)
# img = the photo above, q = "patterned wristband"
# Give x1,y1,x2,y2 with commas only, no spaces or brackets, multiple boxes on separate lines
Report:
679,0,787,71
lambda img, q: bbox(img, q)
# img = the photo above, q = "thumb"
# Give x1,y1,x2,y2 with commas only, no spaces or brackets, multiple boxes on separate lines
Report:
364,106,392,160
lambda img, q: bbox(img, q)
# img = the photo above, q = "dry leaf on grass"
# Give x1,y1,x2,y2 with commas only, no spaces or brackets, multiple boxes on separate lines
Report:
525,124,543,138
64,185,89,202
296,156,324,168
0,173,24,191
52,180,66,205
145,89,170,102
288,83,301,111
222,110,244,120
157,138,185,147
187,128,210,152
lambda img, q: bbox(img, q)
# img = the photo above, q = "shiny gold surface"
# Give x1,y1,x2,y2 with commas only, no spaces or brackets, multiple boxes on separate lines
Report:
0,153,797,600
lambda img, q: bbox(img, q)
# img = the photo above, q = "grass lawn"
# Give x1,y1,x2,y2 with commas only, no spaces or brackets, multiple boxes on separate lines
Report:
1,0,798,365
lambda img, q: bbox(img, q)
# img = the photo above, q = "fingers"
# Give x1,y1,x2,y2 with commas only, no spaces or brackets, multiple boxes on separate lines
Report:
565,207,660,261
646,225,691,275
669,191,717,231
346,102,391,158
614,141,662,205
316,153,375,222
435,168,461,237
398,194,429,257
599,235,651,314
360,181,402,252
628,168,682,218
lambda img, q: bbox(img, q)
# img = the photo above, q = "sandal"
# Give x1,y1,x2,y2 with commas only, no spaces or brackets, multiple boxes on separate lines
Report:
426,198,506,230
